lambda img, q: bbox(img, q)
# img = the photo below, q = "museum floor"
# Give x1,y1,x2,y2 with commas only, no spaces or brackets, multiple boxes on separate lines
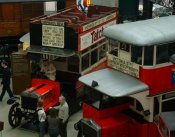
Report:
0,82,82,137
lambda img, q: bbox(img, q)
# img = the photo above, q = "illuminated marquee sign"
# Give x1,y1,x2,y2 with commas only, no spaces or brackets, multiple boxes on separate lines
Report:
79,20,115,51
107,53,140,78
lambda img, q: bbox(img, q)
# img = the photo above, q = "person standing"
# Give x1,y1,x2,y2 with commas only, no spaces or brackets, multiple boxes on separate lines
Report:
54,95,69,137
0,60,14,101
47,108,59,137
40,59,56,81
37,99,47,137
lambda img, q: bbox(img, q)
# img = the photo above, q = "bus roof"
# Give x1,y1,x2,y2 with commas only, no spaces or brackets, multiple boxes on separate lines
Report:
79,68,149,97
103,15,175,46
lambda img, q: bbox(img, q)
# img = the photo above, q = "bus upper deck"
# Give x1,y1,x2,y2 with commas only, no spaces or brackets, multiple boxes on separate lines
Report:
28,5,117,75
102,15,175,95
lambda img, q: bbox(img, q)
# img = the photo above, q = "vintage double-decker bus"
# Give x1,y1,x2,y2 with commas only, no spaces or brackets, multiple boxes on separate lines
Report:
27,5,117,114
77,15,175,137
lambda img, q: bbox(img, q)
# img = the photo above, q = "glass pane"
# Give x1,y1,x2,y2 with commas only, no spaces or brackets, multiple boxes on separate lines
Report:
82,54,90,71
168,43,175,57
131,45,142,64
99,44,107,59
109,40,118,56
144,46,154,65
162,99,175,112
91,49,98,65
156,45,168,64
120,43,130,52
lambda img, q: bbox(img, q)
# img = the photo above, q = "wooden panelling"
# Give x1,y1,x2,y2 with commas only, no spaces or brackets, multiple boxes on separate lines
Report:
66,0,76,8
0,2,44,37
0,22,21,37
1,4,15,20
0,5,2,20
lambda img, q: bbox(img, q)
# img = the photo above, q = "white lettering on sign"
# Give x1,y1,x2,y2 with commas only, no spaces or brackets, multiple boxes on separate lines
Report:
82,12,116,31
80,20,115,51
91,27,104,43
42,25,64,48
107,53,140,78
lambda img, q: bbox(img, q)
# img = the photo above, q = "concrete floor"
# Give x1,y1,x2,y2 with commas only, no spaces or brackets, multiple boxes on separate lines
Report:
0,83,82,137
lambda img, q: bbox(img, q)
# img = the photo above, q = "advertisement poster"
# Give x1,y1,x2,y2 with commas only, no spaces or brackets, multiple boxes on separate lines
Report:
42,25,65,48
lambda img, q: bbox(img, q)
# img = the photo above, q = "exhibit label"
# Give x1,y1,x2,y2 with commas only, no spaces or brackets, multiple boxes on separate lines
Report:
42,25,64,48
107,53,140,78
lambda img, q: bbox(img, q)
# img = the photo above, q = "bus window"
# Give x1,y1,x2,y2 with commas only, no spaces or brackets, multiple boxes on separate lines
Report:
82,53,90,71
109,40,119,56
168,43,175,57
84,86,102,109
156,45,168,64
99,44,107,60
68,55,79,73
120,43,130,52
162,92,175,112
131,45,142,65
91,49,98,65
144,46,154,65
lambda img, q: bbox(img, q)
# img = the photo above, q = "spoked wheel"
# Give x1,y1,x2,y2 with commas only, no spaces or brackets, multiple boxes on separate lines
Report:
8,103,22,128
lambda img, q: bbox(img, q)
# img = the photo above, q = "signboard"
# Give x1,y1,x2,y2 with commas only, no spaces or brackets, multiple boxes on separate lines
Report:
41,20,65,26
82,12,116,31
107,53,140,78
42,25,64,48
79,20,116,51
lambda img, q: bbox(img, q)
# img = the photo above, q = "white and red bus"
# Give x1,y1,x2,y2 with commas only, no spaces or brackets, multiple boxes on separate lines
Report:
78,15,175,137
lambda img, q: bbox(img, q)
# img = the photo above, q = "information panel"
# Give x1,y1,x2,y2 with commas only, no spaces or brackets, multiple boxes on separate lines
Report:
107,53,140,78
42,25,64,48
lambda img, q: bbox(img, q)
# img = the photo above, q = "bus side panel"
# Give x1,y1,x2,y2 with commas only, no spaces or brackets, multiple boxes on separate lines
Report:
128,120,148,137
148,123,160,137
83,103,129,121
98,115,130,137
140,65,175,95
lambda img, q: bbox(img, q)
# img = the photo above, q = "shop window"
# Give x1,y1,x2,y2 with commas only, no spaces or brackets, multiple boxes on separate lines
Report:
82,54,90,71
156,45,168,64
131,45,142,64
144,46,154,65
